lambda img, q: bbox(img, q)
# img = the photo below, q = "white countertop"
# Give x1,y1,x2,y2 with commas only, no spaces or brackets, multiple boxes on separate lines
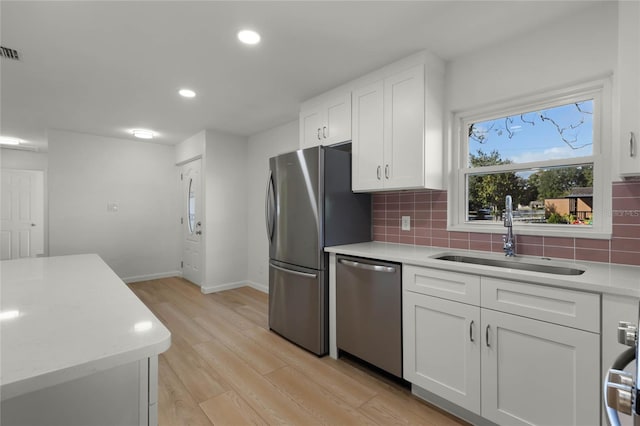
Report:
0,254,171,401
325,242,640,297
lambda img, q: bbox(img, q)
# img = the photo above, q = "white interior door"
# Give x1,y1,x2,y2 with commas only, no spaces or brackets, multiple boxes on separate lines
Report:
181,159,202,285
1,169,45,260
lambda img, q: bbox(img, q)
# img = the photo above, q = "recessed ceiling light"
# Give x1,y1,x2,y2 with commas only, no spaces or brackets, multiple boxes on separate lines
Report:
131,129,154,139
0,136,22,146
179,89,196,98
238,29,261,45
0,310,20,321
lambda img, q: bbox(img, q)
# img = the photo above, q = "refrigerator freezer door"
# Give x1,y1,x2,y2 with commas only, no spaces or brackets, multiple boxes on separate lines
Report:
269,261,327,355
269,147,323,270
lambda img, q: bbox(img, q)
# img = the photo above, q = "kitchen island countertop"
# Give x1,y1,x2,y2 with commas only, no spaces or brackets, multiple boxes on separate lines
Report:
0,254,171,401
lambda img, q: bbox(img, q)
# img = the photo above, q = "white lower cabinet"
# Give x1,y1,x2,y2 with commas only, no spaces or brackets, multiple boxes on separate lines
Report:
481,309,600,426
1,357,158,426
404,292,481,413
403,265,601,426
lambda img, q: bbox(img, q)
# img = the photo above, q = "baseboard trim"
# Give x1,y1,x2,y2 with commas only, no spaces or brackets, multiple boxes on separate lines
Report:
246,280,268,294
200,280,269,294
201,280,247,294
122,270,181,284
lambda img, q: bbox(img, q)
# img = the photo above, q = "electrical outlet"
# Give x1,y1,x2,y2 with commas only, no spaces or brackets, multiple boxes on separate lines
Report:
401,216,410,231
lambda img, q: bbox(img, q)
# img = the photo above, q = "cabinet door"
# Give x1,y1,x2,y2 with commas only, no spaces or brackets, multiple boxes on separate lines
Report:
403,292,481,414
481,309,600,426
619,0,640,176
300,107,323,149
324,92,351,146
352,80,384,191
384,64,425,190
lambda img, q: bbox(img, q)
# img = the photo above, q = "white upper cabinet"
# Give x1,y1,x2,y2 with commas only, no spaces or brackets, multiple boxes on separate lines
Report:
352,80,385,189
618,0,640,176
383,66,427,189
353,65,426,191
300,91,351,149
352,53,445,192
298,50,445,191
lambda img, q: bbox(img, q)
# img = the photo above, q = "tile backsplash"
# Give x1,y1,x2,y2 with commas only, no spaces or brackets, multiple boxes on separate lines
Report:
372,181,640,266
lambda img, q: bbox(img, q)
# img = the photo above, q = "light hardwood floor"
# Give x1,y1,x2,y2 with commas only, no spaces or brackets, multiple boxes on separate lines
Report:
129,277,468,426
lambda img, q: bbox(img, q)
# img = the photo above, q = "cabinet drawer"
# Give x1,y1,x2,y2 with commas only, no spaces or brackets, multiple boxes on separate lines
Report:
403,265,480,305
481,277,600,332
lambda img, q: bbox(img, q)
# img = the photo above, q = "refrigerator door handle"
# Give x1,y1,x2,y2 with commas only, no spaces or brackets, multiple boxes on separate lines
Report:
265,171,275,241
338,259,396,273
269,262,317,279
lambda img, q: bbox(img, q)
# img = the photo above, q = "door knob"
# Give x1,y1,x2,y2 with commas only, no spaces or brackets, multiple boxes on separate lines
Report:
196,230,202,235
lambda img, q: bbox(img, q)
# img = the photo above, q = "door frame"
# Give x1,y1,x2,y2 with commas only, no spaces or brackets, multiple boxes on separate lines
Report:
179,158,204,286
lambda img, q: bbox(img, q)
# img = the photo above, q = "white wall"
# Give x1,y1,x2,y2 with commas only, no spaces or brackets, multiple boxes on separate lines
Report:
175,131,205,165
246,120,299,290
1,148,48,170
48,130,180,282
446,3,617,113
201,129,250,292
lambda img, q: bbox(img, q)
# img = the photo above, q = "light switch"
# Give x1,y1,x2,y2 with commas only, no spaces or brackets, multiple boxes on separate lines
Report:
401,216,410,231
107,202,119,213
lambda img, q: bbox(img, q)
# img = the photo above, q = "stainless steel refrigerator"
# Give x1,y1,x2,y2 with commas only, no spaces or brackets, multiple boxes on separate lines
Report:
265,145,371,356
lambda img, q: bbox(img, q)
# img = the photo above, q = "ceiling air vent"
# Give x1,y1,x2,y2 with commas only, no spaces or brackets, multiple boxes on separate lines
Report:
0,46,20,60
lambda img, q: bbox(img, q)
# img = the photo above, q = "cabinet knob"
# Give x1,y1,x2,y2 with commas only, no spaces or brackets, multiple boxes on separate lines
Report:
617,321,637,347
606,370,634,415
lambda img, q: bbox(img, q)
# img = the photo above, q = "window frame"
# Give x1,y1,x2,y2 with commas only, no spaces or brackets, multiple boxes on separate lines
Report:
448,78,612,239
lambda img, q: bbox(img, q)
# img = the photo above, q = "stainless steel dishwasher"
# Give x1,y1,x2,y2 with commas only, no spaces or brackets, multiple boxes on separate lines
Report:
336,254,402,377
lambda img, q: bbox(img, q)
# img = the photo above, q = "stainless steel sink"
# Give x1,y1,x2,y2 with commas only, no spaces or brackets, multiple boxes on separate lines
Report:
434,255,585,276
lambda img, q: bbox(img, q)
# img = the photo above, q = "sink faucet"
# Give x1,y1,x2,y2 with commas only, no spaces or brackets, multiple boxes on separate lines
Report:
503,195,515,257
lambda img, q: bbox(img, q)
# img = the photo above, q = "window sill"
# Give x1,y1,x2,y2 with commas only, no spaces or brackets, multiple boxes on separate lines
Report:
447,222,612,240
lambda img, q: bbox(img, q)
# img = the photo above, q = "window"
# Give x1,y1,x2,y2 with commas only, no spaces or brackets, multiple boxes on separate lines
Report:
450,80,612,238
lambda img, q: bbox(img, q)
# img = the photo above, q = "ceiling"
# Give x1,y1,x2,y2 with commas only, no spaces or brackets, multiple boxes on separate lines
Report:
0,1,604,151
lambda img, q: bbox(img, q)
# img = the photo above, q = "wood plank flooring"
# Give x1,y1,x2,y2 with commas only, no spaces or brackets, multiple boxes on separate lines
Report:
129,277,468,426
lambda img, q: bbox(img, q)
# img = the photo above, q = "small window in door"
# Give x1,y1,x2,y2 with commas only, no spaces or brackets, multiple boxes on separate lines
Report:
188,178,196,233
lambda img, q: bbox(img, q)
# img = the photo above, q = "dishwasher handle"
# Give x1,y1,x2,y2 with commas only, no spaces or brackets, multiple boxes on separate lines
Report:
338,259,396,273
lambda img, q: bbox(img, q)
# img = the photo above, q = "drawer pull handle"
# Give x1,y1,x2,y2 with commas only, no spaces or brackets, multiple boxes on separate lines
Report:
485,325,491,347
631,132,636,158
469,320,474,342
